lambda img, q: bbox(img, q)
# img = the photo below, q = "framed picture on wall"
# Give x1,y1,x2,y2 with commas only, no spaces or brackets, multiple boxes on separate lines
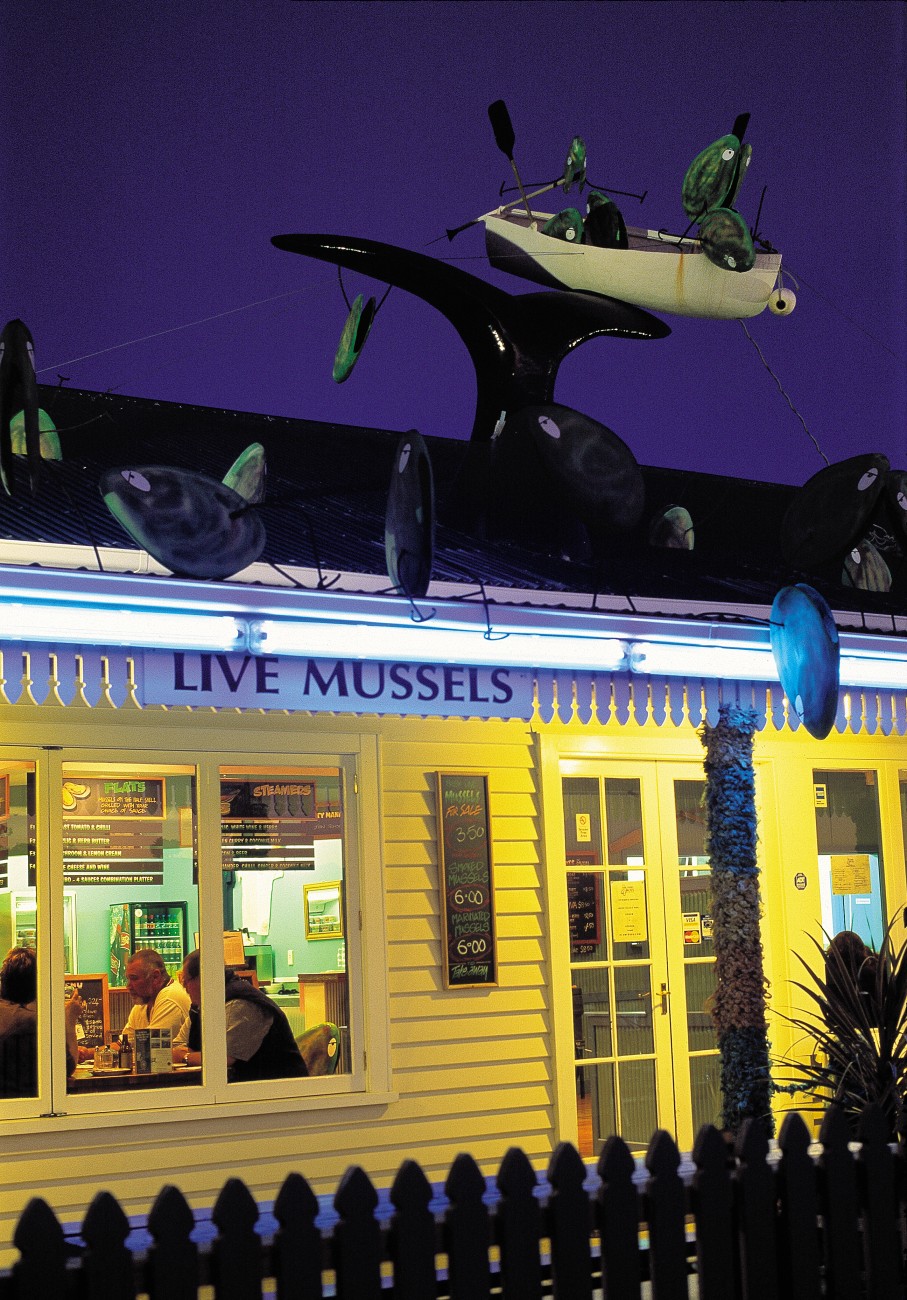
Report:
303,881,343,940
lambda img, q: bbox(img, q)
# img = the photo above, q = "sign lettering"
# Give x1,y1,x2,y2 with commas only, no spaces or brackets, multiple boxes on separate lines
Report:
437,773,497,988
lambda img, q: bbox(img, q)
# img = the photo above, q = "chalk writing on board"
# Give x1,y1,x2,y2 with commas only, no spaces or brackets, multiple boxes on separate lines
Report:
437,773,497,988
567,872,602,955
62,777,165,886
64,973,109,1049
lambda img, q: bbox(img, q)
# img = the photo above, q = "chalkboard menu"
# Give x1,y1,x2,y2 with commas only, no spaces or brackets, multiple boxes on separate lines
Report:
64,973,109,1050
437,772,497,988
62,777,165,886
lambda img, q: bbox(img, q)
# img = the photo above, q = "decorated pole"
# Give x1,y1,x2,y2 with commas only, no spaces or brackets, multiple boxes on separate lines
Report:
700,703,773,1133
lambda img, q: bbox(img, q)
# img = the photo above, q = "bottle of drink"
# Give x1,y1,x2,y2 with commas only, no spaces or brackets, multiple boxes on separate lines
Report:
109,1035,120,1069
119,1033,132,1072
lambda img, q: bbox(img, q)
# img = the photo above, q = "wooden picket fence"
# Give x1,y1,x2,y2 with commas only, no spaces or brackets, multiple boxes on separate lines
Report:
0,1103,904,1299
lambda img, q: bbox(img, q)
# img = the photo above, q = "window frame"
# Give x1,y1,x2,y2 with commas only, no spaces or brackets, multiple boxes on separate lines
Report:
0,731,392,1127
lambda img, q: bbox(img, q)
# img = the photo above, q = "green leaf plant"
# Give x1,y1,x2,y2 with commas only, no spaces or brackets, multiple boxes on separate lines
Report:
774,918,907,1140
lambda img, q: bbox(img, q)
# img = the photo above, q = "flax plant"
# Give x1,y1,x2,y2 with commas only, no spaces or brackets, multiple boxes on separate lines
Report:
776,919,907,1140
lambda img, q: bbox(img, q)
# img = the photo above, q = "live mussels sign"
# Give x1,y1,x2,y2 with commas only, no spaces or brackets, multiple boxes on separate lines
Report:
142,652,533,719
437,772,497,988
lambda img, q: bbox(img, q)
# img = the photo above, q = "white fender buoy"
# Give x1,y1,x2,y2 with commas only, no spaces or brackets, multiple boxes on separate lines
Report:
768,287,796,316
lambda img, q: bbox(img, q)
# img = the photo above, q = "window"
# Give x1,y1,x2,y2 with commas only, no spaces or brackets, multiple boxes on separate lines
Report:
61,763,199,1096
219,768,349,1078
814,769,886,947
0,763,39,1100
0,739,379,1119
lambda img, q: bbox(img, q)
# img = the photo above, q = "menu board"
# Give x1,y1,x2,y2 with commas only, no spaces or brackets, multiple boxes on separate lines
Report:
64,973,109,1050
0,775,9,890
221,775,342,871
567,872,601,955
437,772,497,988
62,778,165,886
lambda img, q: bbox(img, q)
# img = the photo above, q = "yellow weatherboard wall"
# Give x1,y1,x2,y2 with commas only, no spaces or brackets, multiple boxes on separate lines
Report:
0,657,905,1254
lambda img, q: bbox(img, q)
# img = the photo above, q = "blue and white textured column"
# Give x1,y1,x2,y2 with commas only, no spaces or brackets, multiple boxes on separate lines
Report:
701,703,773,1134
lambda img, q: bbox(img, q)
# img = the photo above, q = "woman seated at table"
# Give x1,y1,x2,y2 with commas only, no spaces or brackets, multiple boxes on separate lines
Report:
0,948,82,1095
173,950,307,1081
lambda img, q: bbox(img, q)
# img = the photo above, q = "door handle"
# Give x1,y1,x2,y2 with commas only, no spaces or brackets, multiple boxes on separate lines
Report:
659,982,670,1015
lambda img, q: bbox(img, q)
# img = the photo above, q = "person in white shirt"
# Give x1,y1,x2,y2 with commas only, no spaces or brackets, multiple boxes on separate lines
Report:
122,947,190,1039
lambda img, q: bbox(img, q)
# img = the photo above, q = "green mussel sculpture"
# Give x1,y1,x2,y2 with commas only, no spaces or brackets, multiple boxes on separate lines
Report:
542,208,584,243
562,135,587,191
842,537,892,592
698,207,755,272
682,133,749,219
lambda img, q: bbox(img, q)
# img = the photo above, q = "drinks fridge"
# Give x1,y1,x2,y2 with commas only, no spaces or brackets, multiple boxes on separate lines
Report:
109,901,188,986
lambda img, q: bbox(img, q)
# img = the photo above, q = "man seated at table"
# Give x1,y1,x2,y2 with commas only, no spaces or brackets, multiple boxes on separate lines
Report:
121,947,191,1042
173,949,307,1081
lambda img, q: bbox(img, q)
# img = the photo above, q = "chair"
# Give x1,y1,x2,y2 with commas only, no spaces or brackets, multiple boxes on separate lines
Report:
296,1022,341,1075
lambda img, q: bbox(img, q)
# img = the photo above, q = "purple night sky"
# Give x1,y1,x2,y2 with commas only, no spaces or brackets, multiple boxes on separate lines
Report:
5,1,905,486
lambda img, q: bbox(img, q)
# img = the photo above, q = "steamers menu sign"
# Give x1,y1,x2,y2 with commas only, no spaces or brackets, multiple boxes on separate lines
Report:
220,774,343,870
437,772,497,988
61,778,165,886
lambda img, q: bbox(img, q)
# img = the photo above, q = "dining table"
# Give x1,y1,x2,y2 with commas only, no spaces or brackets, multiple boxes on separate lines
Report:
67,1064,202,1092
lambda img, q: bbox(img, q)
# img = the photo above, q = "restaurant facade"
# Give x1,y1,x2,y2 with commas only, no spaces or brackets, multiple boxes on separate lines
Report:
0,388,906,1254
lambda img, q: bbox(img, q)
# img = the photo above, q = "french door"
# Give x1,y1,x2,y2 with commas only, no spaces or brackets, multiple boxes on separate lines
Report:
562,761,721,1154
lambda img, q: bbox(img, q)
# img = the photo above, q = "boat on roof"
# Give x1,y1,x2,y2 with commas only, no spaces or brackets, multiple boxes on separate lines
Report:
482,207,783,321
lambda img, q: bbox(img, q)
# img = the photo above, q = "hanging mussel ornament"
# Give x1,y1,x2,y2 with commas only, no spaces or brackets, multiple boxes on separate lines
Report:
385,430,435,600
332,293,377,383
770,583,840,740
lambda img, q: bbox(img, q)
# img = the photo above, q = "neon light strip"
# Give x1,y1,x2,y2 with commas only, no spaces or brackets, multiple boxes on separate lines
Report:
250,619,629,670
1,566,907,687
0,604,244,652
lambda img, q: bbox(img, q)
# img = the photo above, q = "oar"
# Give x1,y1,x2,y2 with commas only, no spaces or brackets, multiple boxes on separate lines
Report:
500,177,649,204
445,177,559,243
487,100,535,225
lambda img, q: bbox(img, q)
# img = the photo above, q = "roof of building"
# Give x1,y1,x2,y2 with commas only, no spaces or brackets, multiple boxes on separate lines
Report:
1,385,903,639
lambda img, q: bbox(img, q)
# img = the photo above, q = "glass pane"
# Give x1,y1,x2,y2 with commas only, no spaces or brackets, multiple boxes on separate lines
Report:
680,872,714,959
604,778,644,865
588,1060,617,1152
615,966,653,1055
814,770,885,948
610,870,650,961
572,967,611,1059
221,768,347,1080
568,871,607,962
674,780,708,859
562,777,603,866
617,1057,657,1149
575,1060,593,1159
690,1053,722,1136
63,765,199,1095
685,963,718,1051
0,764,39,1098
